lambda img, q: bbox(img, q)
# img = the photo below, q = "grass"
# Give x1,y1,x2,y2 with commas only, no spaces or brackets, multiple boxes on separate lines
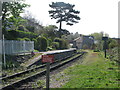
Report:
20,53,42,67
61,50,119,88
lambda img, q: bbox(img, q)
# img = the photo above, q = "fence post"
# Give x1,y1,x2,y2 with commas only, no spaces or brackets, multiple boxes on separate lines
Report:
3,35,6,68
12,40,14,55
24,40,25,55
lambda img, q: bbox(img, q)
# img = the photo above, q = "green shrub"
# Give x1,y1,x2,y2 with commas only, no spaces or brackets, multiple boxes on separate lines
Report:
109,41,117,49
36,36,48,51
18,25,28,32
54,38,68,49
6,30,38,40
32,38,37,50
16,38,30,41
83,44,88,49
52,42,59,50
47,38,52,46
23,38,30,41
47,47,53,51
26,26,35,32
17,38,25,41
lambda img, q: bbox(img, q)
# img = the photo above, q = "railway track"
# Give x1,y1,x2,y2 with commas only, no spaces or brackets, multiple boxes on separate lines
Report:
1,53,75,82
1,52,85,90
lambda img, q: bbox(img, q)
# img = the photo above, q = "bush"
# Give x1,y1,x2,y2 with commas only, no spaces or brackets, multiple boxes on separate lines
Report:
26,26,35,32
47,38,52,46
83,44,88,49
93,49,100,52
6,30,38,40
109,40,117,49
18,25,28,32
47,47,53,51
54,38,68,49
23,38,30,41
36,36,48,51
52,42,59,50
32,38,37,50
16,38,30,41
17,38,25,41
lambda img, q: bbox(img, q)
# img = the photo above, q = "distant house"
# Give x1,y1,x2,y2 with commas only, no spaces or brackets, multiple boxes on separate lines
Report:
73,35,94,49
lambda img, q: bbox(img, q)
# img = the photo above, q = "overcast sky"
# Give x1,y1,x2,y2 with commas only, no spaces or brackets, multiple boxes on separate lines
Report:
23,0,119,38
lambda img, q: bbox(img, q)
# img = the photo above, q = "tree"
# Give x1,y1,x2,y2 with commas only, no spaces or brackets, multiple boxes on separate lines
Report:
90,32,105,50
44,25,58,40
49,2,80,37
23,11,44,34
2,1,29,33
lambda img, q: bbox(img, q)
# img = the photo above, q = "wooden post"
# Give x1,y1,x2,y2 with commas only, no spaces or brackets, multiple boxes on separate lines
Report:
104,40,107,58
3,34,6,68
46,62,50,90
102,37,108,58
0,1,2,40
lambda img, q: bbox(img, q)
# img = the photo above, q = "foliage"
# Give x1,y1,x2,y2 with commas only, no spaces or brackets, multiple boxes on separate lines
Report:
47,47,53,51
2,55,20,69
51,42,59,50
90,32,104,50
108,47,119,62
83,44,89,49
44,25,58,40
23,37,30,41
2,1,30,33
7,16,27,31
6,30,38,40
17,38,25,41
32,38,37,50
26,26,35,32
49,2,80,37
54,38,68,49
18,25,28,32
17,37,31,41
108,39,118,49
23,11,43,33
47,38,52,46
49,2,80,26
36,36,48,51
62,32,80,42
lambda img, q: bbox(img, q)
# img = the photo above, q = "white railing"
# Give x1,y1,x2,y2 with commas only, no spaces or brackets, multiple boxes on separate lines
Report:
0,40,34,55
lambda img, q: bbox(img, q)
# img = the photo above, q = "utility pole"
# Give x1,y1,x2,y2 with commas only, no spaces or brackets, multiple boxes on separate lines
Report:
0,1,2,88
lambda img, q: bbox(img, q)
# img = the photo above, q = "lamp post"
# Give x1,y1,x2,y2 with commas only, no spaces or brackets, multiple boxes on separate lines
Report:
102,37,108,58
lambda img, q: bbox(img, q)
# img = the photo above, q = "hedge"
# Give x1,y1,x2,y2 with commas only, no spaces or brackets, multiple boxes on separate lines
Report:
6,30,38,40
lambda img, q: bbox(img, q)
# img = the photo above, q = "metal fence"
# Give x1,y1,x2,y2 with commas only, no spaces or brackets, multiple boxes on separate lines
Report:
0,40,34,55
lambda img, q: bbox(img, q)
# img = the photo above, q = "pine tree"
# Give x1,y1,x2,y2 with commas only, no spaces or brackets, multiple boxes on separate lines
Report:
49,2,80,37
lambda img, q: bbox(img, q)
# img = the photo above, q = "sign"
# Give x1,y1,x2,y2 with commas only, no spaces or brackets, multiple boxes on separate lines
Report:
102,37,108,58
102,37,108,40
42,55,54,63
42,55,54,90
